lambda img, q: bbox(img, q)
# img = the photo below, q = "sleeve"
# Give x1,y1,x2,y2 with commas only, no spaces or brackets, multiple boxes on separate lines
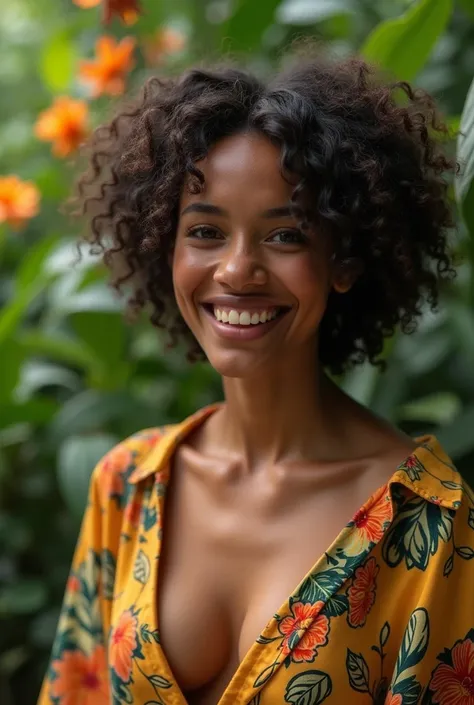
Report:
383,488,474,705
37,461,116,705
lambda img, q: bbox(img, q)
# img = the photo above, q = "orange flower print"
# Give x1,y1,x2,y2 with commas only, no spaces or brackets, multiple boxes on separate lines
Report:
35,97,89,157
109,609,138,682
346,485,392,556
124,497,142,527
429,638,474,704
51,645,109,705
100,444,133,498
347,557,380,628
73,0,100,7
79,35,136,97
279,601,329,663
66,575,81,593
384,693,403,705
0,175,40,229
143,27,187,66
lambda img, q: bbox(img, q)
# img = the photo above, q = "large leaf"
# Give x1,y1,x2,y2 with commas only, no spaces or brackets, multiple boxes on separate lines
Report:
57,433,119,519
40,30,77,93
223,0,282,54
362,0,452,81
455,74,474,240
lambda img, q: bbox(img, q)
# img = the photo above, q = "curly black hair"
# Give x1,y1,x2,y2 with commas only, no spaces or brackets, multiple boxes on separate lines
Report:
75,43,457,375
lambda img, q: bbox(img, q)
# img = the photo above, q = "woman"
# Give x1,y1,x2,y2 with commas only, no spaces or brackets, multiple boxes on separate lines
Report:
39,47,474,705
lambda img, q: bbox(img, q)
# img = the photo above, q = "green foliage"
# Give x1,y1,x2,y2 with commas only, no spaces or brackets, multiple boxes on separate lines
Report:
0,0,474,703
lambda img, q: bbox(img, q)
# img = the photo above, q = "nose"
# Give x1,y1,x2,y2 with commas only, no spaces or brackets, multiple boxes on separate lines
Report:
213,236,267,290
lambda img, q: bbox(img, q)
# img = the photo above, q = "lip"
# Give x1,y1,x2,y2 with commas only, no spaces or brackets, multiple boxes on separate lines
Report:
200,295,289,312
201,304,289,341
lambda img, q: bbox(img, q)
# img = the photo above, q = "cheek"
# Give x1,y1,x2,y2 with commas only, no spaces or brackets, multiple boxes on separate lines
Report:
281,252,331,315
172,242,210,320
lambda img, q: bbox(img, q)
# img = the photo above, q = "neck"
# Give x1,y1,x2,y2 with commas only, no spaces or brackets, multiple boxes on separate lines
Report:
213,346,345,469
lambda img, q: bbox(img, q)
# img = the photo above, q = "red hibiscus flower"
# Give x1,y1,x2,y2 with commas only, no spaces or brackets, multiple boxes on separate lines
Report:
124,498,142,527
109,609,138,682
347,557,379,627
279,601,329,663
100,444,133,497
51,645,109,705
429,638,474,704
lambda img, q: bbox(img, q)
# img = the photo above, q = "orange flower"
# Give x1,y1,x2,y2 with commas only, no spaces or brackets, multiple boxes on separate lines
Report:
384,693,403,705
51,645,109,705
143,27,187,66
428,638,474,704
79,35,136,97
346,485,393,556
103,0,141,24
279,601,329,663
0,175,40,229
73,0,101,7
110,609,138,682
35,97,89,157
347,557,379,627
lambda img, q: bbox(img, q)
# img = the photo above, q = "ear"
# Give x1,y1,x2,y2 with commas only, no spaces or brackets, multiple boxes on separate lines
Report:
331,257,364,294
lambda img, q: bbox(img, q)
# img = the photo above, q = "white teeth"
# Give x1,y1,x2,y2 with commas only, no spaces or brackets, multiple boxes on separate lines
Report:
212,307,280,325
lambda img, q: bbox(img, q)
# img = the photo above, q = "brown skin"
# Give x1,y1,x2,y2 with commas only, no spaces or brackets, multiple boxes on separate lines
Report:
158,131,418,703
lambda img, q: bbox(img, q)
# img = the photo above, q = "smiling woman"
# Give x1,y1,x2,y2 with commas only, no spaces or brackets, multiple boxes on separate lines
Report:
38,42,474,705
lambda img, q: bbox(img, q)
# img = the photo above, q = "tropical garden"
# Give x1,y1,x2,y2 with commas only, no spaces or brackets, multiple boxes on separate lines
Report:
0,0,474,702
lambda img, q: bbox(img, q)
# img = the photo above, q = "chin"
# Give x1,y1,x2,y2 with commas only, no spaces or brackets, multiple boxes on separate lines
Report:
205,349,267,379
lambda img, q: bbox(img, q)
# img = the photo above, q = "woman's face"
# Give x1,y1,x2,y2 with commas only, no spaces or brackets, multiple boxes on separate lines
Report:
172,131,345,378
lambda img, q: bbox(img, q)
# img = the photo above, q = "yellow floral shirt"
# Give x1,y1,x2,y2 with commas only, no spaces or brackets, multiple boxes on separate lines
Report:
39,404,474,705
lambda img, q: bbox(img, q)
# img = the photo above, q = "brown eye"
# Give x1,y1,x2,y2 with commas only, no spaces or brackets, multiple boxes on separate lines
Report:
268,230,306,245
187,226,223,240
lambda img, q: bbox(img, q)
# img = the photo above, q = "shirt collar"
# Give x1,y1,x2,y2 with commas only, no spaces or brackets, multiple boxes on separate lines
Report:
129,405,463,510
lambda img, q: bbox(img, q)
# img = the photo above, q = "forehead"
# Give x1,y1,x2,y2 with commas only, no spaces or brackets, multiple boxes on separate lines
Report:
181,131,297,207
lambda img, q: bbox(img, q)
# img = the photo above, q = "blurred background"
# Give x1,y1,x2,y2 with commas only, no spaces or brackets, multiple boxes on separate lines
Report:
0,0,474,703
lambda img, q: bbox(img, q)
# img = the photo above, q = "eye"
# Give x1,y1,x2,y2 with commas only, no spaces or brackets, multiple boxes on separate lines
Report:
267,229,307,245
187,226,223,240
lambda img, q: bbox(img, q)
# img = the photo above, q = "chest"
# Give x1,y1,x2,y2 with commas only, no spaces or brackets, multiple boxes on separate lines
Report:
156,454,384,701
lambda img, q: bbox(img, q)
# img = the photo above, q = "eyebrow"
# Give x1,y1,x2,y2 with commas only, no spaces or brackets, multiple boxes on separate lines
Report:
180,203,301,219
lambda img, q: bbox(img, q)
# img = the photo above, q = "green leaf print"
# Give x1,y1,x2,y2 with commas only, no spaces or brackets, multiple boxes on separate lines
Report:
455,545,474,559
380,622,390,648
392,675,422,705
149,674,172,689
322,594,349,618
284,670,332,704
133,549,151,585
100,549,116,600
346,649,370,693
382,497,453,570
468,508,474,530
298,567,348,603
253,661,280,688
394,609,430,683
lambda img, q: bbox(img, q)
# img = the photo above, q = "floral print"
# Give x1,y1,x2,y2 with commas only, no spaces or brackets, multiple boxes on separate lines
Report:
109,610,138,682
347,557,379,627
279,601,329,662
51,645,109,705
38,405,474,705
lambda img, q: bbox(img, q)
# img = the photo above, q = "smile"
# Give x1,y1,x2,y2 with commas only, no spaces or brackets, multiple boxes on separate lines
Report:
213,307,279,325
201,304,289,341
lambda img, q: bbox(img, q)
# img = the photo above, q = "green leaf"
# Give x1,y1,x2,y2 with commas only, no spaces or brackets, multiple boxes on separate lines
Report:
284,670,332,704
17,329,102,377
436,404,474,458
362,0,452,81
0,338,25,402
455,74,474,240
40,30,77,92
57,433,119,519
223,0,282,54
